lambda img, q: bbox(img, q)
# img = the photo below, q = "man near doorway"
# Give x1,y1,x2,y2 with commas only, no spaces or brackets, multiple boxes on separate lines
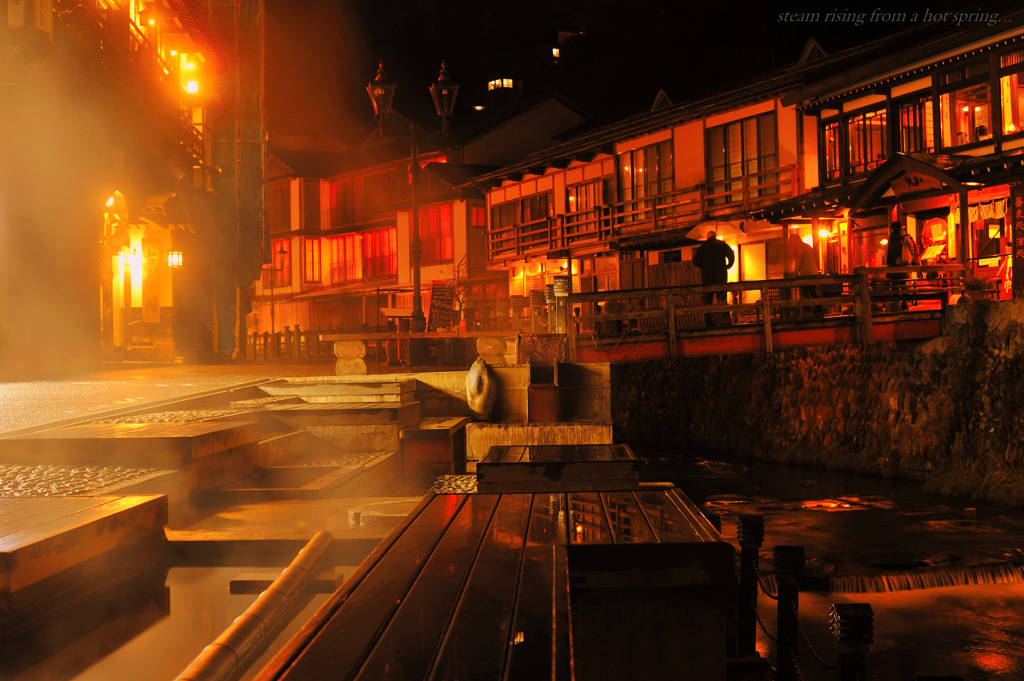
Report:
692,231,735,304
692,230,735,327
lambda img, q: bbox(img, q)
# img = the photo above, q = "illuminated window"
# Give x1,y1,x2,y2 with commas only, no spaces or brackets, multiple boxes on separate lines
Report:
939,59,992,148
363,227,397,279
268,183,290,233
897,95,935,153
331,234,362,282
304,238,321,283
418,204,453,265
552,47,560,58
999,48,1024,135
620,140,674,204
707,113,776,204
846,108,888,175
471,205,487,228
822,120,841,181
302,179,320,228
487,78,514,90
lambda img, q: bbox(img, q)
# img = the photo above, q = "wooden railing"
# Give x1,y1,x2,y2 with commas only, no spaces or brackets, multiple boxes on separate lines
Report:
488,165,799,260
568,265,967,357
245,325,335,361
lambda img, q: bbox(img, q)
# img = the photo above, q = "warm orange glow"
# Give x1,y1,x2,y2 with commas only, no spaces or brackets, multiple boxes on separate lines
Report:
186,81,198,93
818,229,830,238
167,251,183,268
106,196,115,207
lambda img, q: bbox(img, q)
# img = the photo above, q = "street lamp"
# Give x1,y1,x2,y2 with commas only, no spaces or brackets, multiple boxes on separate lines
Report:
269,243,287,336
367,61,459,341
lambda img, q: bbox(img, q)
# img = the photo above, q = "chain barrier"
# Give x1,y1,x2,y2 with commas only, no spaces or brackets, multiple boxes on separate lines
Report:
756,560,779,600
754,608,777,642
793,599,838,670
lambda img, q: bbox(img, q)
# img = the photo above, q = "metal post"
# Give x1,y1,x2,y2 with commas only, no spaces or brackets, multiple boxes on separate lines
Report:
774,545,805,681
408,126,428,365
829,603,873,681
738,515,765,657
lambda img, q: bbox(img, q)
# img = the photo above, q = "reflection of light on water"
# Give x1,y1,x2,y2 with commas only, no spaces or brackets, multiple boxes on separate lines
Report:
755,584,1024,680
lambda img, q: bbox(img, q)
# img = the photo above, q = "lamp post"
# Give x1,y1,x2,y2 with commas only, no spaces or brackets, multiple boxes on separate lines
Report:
367,62,459,344
269,243,286,336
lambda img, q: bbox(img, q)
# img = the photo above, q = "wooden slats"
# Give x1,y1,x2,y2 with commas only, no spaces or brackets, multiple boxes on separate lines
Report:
260,488,728,681
276,494,471,681
0,495,168,599
426,494,534,680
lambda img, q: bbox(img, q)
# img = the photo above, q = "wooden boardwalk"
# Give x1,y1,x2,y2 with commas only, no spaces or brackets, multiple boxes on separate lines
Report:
0,495,168,632
256,488,733,681
477,444,640,492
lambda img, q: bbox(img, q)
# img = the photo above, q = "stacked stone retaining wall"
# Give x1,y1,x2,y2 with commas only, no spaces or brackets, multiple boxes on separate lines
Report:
612,301,1024,507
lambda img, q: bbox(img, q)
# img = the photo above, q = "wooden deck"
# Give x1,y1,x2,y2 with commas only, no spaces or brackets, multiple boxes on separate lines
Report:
0,420,259,466
0,495,168,632
477,444,640,492
255,488,734,681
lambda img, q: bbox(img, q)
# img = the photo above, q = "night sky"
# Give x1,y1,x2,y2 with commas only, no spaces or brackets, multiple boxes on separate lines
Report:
266,0,1005,147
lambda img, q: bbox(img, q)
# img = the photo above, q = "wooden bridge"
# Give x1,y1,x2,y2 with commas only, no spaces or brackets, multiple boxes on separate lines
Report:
566,264,968,362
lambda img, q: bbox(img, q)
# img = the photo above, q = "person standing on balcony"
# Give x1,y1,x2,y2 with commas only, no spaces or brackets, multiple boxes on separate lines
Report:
886,221,912,311
693,230,736,327
693,231,735,305
787,234,820,318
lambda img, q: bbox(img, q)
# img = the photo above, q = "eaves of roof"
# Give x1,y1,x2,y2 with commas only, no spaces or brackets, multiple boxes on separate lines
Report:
789,8,1024,109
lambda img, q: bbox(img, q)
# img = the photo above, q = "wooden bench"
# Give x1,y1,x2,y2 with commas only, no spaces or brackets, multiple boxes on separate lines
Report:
477,444,640,493
254,488,734,681
398,416,470,476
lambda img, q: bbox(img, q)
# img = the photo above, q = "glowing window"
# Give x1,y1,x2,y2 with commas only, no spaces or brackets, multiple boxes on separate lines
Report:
304,239,321,283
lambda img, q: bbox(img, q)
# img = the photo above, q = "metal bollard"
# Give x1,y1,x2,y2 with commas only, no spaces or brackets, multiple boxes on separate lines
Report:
829,603,873,681
774,545,805,681
737,515,765,657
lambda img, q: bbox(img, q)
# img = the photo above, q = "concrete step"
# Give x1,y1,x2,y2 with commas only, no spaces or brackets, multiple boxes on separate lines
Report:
258,378,418,404
464,421,614,469
261,402,421,454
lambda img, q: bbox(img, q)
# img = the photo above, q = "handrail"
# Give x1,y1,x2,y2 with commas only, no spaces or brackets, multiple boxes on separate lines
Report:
487,165,800,260
567,264,966,357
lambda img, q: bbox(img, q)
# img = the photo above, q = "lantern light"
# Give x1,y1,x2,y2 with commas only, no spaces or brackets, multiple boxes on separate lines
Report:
167,251,183,268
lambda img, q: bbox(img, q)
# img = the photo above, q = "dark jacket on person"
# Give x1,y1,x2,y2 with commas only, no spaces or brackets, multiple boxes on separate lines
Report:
692,237,735,285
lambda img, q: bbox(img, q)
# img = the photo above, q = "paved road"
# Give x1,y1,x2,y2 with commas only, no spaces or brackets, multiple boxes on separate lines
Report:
0,362,334,434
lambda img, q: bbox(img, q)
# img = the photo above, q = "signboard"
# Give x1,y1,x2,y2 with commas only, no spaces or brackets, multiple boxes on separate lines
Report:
426,280,455,331
1012,183,1024,300
889,171,943,197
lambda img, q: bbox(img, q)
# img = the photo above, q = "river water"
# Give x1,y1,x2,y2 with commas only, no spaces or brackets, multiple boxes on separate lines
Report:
642,447,1024,680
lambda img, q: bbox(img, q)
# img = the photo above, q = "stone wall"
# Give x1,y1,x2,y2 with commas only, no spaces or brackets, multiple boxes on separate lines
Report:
611,301,1024,507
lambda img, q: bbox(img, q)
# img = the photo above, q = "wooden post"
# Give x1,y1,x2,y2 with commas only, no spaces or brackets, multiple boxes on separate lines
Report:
667,297,677,358
855,268,873,345
774,545,804,681
761,285,773,353
829,603,873,681
737,515,764,657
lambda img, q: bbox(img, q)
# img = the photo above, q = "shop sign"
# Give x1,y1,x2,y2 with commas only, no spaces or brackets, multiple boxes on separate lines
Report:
1012,184,1024,300
889,171,943,197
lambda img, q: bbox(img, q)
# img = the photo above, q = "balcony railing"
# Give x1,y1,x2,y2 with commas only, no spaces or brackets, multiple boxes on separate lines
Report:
488,164,799,260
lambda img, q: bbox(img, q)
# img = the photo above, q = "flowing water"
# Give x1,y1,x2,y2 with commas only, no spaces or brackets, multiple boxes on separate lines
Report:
643,448,1024,680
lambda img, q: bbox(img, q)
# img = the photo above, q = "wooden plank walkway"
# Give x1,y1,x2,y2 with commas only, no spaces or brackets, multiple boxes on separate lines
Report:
477,444,640,492
255,488,732,681
1,495,168,632
0,420,259,466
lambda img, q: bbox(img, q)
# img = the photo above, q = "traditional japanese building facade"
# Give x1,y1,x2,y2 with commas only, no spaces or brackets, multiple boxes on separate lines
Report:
468,11,1024,317
760,9,1024,300
1,0,262,373
250,93,588,339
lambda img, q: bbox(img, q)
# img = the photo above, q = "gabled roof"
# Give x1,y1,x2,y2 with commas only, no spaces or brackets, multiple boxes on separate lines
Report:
461,32,923,190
